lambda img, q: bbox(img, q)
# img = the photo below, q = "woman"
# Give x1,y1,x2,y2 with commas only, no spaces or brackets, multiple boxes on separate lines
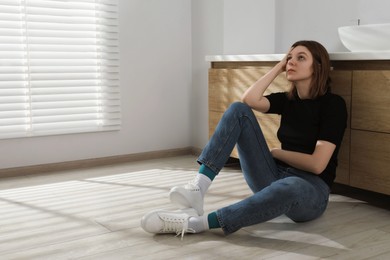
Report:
141,40,347,238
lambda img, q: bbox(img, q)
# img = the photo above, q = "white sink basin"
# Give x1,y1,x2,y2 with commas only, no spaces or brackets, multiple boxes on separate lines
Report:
338,23,390,52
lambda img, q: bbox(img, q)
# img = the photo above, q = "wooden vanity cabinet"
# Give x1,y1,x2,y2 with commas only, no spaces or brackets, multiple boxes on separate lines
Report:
329,71,352,185
349,70,390,194
208,61,390,195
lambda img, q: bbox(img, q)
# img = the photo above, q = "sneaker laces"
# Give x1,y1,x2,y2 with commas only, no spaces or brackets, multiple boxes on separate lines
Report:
161,216,195,240
185,178,201,191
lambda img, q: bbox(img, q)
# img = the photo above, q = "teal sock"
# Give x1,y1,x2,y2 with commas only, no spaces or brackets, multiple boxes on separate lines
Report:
207,212,221,229
199,164,217,181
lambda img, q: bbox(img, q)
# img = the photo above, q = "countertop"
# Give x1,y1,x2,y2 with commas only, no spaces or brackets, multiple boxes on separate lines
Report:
206,51,390,62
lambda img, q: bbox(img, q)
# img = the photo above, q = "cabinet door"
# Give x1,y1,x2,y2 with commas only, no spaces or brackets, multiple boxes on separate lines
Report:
330,71,352,185
350,130,390,195
352,71,390,133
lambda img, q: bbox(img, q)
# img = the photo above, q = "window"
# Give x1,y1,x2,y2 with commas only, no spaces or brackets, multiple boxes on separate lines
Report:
0,0,120,139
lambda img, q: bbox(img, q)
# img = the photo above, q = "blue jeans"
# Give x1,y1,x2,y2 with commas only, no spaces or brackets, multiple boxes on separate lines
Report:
197,102,330,235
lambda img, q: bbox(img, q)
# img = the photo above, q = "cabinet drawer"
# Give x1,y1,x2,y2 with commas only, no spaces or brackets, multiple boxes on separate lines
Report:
352,71,390,133
350,130,390,195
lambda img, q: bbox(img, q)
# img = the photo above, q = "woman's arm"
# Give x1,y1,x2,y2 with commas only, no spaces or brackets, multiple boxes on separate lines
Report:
271,140,336,175
241,54,288,112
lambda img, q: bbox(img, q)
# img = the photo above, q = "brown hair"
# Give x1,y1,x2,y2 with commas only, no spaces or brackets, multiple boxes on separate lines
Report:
288,40,331,99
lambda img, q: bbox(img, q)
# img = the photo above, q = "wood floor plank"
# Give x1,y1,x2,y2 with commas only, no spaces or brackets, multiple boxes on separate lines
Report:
0,155,388,259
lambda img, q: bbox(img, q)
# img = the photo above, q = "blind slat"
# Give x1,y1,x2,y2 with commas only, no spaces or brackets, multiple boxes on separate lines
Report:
0,0,120,139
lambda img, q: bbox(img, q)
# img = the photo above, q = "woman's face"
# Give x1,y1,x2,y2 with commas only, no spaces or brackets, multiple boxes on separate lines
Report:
286,45,314,84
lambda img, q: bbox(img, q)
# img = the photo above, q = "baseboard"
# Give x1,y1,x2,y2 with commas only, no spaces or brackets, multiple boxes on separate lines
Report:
331,183,390,210
0,146,202,179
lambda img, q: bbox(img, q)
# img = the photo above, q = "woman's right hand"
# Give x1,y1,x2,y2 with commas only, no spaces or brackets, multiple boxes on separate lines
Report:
277,48,292,73
241,48,293,112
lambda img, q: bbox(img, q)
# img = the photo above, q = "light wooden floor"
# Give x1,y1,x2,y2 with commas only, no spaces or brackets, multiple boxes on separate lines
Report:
0,155,389,260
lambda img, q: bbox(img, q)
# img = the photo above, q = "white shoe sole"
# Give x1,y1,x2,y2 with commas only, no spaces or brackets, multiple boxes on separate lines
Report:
141,208,198,234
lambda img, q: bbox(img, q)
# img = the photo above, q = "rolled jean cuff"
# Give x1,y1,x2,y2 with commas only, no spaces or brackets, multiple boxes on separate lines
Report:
197,157,221,175
216,209,236,235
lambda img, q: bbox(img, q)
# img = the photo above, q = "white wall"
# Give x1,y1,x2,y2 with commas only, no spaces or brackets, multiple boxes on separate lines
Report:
121,0,192,152
190,0,224,149
0,0,193,169
275,0,358,52
357,0,390,25
223,0,275,54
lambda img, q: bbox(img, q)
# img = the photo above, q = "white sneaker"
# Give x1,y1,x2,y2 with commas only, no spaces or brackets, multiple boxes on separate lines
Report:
141,208,199,240
169,182,204,215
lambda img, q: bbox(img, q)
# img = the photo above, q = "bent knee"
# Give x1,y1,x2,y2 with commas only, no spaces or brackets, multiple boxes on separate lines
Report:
228,101,250,111
226,102,254,117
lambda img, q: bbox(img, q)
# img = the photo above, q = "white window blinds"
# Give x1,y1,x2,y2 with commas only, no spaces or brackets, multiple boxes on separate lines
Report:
0,0,120,139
